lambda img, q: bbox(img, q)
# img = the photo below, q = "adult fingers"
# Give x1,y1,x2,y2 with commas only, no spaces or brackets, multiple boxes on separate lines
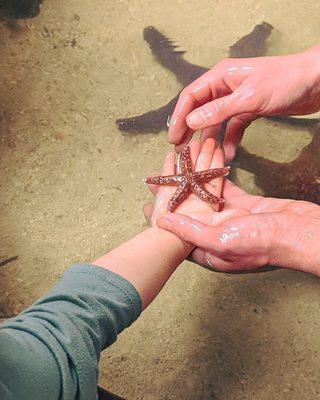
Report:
168,69,233,144
186,84,258,131
168,59,256,144
152,151,176,224
223,113,256,163
188,248,225,272
157,213,215,249
200,124,222,145
174,128,194,153
157,211,273,258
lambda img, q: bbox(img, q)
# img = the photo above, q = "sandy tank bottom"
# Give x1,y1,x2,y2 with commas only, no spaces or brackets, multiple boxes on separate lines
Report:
1,0,320,399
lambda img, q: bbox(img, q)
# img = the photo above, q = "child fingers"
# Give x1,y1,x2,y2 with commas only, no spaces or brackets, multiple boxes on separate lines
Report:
143,202,154,226
210,146,225,190
154,151,177,217
200,124,222,145
210,145,225,169
195,138,217,172
188,140,201,168
145,174,159,196
161,151,175,175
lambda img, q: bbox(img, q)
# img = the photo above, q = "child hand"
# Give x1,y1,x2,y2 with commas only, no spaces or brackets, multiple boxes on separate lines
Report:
144,138,233,229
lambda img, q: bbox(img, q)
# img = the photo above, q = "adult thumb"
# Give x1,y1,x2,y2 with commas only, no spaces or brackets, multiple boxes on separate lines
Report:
157,213,214,248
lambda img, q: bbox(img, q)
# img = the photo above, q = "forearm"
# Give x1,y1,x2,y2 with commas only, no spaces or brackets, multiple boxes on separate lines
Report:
0,265,142,400
0,228,192,399
94,227,193,309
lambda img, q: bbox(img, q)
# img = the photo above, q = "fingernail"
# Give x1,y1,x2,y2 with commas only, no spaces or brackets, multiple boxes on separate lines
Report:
168,116,177,131
187,112,205,128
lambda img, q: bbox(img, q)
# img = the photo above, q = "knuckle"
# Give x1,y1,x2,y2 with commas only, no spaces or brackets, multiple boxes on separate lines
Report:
180,228,191,243
179,87,189,100
217,58,230,68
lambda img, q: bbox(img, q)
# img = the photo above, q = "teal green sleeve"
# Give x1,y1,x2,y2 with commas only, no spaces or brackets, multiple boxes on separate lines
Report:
0,264,142,400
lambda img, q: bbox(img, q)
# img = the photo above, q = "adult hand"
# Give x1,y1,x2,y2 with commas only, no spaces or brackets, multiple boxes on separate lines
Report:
156,181,320,276
169,45,320,161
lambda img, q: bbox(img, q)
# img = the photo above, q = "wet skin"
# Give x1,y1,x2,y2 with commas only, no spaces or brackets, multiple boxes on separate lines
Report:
145,145,229,212
116,24,319,134
117,24,320,205
145,140,320,276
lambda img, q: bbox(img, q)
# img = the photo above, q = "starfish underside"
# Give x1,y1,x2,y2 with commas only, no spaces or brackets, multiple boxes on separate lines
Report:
146,146,229,212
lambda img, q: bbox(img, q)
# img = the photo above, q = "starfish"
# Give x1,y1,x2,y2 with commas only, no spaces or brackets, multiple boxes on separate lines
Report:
116,24,320,133
145,145,230,212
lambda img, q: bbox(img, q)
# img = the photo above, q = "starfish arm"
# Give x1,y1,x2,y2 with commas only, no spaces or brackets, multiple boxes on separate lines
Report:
168,181,190,212
194,166,230,182
145,175,183,185
179,145,193,174
191,182,225,205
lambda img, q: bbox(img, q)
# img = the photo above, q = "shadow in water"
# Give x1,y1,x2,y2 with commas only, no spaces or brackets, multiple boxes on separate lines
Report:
0,0,42,20
232,125,320,204
190,270,319,399
116,23,272,133
116,24,320,134
159,269,320,399
97,386,125,400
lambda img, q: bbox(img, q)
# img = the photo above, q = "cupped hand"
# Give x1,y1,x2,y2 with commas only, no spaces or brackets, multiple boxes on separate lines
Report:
169,46,320,161
144,138,237,229
156,180,320,275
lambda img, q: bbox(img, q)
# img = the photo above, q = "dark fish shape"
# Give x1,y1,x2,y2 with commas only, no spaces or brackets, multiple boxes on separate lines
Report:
0,0,42,20
232,126,320,204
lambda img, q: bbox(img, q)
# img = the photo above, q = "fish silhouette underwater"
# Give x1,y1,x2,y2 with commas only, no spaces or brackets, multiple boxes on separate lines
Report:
116,23,320,133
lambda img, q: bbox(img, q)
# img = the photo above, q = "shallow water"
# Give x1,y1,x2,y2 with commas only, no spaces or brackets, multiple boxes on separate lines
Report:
1,1,320,398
